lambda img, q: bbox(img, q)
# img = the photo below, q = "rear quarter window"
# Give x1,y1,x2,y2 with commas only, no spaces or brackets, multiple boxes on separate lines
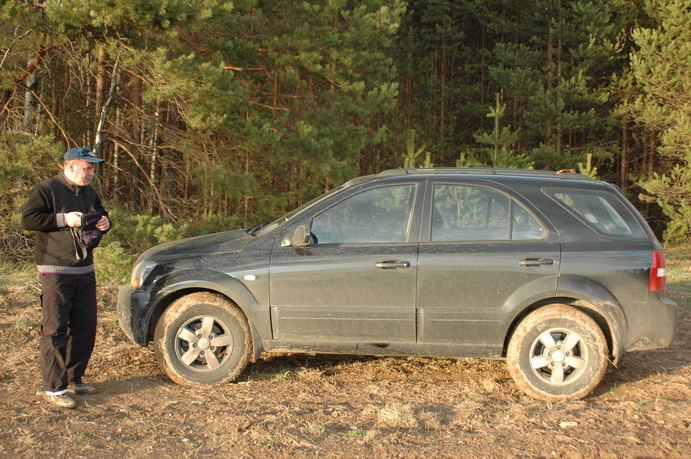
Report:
543,187,647,239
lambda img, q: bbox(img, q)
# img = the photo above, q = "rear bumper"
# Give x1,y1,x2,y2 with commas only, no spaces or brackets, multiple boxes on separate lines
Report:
625,295,678,352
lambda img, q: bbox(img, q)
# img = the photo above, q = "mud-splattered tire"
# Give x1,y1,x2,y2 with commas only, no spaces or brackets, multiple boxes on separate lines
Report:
154,292,251,385
506,304,608,401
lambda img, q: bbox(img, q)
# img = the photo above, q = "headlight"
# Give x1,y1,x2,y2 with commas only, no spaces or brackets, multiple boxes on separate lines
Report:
130,261,157,288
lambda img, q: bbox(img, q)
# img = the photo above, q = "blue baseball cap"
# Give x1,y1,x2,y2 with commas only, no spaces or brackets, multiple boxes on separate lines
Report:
58,147,105,163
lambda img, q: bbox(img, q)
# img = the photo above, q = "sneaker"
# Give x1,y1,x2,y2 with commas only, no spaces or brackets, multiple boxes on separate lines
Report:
67,383,97,396
44,393,76,409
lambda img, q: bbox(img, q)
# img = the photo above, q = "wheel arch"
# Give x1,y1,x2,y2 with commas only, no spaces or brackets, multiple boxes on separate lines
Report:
145,270,268,361
503,276,627,364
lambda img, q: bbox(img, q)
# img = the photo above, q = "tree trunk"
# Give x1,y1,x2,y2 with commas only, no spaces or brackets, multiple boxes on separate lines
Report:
113,107,122,203
621,122,628,190
94,57,119,159
94,45,107,121
149,101,160,214
23,59,39,134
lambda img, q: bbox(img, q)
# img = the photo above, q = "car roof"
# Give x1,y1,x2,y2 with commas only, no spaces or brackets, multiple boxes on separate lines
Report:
342,167,601,192
377,167,593,181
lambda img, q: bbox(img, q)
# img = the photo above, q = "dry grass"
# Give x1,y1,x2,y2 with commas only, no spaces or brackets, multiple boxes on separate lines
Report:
377,402,419,429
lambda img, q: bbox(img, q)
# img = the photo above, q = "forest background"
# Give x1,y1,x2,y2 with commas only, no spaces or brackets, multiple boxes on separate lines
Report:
2,0,690,278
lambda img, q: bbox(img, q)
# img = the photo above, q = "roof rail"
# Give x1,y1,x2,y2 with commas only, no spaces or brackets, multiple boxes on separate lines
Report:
377,167,592,180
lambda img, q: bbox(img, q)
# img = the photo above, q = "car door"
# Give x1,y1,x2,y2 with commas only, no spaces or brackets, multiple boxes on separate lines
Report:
416,180,560,349
269,183,421,343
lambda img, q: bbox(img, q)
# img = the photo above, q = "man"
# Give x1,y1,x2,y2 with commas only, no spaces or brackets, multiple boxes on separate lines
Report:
22,147,111,409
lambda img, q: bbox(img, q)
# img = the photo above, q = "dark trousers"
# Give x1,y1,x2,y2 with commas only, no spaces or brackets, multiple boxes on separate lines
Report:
39,272,97,392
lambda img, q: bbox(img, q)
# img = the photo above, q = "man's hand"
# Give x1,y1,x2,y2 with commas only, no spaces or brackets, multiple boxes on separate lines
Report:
95,216,111,231
65,212,83,227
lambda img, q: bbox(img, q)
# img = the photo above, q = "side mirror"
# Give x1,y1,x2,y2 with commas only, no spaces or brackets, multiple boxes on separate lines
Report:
282,225,311,248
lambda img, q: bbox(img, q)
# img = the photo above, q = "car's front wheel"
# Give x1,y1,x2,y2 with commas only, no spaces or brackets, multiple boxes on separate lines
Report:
154,292,251,385
506,304,608,400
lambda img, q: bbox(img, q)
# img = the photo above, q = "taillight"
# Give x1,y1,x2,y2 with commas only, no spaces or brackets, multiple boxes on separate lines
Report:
649,250,667,292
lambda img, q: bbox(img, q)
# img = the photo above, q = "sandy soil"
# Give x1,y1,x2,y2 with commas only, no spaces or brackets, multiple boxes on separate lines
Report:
1,251,689,459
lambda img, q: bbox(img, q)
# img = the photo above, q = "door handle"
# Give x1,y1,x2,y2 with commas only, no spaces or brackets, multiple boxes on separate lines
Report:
375,261,411,269
518,258,554,267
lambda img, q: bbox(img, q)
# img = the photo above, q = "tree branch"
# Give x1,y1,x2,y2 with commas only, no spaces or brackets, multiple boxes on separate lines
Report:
27,88,71,145
223,65,268,72
110,138,178,221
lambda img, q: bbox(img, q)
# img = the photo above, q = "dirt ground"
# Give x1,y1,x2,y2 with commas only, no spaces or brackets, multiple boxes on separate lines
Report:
1,249,690,459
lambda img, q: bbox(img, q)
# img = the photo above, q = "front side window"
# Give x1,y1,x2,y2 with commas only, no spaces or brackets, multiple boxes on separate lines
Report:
431,184,544,241
311,185,416,244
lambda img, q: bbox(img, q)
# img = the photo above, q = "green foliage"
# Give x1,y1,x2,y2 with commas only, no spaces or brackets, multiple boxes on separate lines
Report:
108,211,190,256
185,214,243,238
456,148,533,169
0,135,65,265
577,154,599,180
0,2,46,91
0,0,688,244
528,144,573,171
94,241,135,284
14,318,32,331
92,208,202,280
625,0,691,240
665,242,691,299
486,0,626,168
458,94,533,169
393,0,481,164
45,0,214,36
402,130,432,168
474,94,521,162
639,166,691,242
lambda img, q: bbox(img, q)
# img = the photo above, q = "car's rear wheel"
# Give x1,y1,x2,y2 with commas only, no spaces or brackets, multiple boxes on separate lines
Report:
506,304,608,400
154,292,251,385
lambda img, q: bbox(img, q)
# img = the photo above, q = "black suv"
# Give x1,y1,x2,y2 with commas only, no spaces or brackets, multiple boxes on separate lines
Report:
118,168,677,400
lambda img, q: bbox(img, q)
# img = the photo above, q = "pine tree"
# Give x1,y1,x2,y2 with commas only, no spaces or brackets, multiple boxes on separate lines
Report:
625,0,691,241
458,93,532,169
486,0,628,171
394,0,485,167
2,1,405,233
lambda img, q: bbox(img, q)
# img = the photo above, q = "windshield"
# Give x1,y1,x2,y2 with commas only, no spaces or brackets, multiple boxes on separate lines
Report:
256,183,348,236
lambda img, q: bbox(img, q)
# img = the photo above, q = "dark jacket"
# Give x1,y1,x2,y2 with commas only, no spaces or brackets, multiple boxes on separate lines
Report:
22,172,110,274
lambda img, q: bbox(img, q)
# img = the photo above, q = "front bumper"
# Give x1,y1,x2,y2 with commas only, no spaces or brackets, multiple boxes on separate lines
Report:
117,284,150,346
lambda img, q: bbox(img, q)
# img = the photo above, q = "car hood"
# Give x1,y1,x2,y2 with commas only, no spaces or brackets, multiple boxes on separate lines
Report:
140,229,253,264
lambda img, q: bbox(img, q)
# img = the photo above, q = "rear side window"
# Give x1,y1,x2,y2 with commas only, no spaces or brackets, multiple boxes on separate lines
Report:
544,188,646,238
431,184,545,241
